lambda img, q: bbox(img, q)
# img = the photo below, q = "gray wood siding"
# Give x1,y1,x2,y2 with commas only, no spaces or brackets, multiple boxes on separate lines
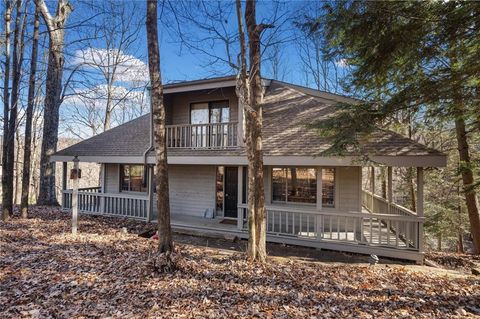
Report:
336,166,361,212
168,87,238,125
152,165,216,219
102,164,361,219
104,164,120,193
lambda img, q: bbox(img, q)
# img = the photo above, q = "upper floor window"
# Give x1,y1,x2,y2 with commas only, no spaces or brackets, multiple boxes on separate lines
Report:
190,100,229,124
272,167,317,204
120,165,147,192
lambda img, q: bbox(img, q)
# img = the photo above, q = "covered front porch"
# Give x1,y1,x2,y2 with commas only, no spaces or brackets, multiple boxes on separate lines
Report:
61,165,425,262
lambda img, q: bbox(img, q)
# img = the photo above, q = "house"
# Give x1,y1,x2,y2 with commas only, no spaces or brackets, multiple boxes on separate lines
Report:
51,76,447,263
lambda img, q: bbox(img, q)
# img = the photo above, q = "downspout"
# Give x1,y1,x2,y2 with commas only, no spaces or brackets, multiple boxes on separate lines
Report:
143,85,154,164
143,108,154,164
144,86,154,221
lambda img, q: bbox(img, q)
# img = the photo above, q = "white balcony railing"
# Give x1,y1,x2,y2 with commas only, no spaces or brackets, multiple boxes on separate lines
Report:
166,122,238,149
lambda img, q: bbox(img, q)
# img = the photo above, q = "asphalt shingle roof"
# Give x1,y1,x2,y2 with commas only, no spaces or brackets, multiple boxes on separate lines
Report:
55,80,444,158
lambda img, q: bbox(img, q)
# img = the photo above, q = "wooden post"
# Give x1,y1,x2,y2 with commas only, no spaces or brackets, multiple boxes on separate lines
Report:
237,166,243,229
62,162,67,209
62,162,67,190
387,166,393,214
71,156,80,235
417,167,424,255
370,167,375,211
316,167,322,210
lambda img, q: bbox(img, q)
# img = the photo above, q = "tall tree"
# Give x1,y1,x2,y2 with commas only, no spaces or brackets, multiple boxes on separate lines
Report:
36,0,73,205
2,0,27,220
2,0,13,221
146,0,174,255
20,3,40,218
310,1,480,254
236,0,271,262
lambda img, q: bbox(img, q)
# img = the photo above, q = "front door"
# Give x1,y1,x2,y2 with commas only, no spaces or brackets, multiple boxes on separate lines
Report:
224,167,238,218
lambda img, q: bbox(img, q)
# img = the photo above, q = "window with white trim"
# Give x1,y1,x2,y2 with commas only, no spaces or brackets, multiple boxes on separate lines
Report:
272,168,317,204
120,165,147,192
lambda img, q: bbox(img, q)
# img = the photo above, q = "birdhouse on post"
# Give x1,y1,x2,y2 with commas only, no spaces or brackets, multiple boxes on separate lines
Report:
70,166,81,179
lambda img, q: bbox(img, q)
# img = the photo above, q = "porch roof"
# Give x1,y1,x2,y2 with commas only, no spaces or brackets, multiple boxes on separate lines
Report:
52,80,446,166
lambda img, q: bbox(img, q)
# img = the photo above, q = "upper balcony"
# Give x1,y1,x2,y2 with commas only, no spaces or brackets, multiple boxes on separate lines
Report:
163,84,242,149
166,122,238,148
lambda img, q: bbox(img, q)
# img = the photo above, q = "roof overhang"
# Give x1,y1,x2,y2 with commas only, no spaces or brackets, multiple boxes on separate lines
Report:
164,79,237,94
51,154,447,167
162,78,270,94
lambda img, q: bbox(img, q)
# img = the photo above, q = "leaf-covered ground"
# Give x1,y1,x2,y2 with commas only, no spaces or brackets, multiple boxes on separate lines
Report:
425,251,480,273
1,207,479,318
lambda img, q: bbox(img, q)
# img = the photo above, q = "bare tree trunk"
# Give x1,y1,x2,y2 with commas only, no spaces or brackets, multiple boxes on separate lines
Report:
437,233,442,251
454,105,480,254
408,168,416,211
244,0,271,263
11,0,28,206
104,108,112,132
21,6,40,218
3,0,26,219
2,1,13,220
235,0,257,259
14,130,22,204
36,0,72,206
406,113,416,211
458,205,465,253
146,0,173,254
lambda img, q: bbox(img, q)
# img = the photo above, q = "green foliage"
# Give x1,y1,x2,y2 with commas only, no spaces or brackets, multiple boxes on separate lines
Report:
303,1,480,154
300,1,480,249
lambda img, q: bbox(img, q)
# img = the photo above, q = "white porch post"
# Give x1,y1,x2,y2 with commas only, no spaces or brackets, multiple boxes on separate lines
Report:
100,163,106,214
387,166,393,214
237,166,244,229
147,165,154,222
100,163,106,192
417,167,424,253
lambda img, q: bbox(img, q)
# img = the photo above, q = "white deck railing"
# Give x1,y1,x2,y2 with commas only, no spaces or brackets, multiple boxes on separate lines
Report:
62,189,149,220
166,122,238,148
61,187,423,255
362,190,417,217
237,204,423,251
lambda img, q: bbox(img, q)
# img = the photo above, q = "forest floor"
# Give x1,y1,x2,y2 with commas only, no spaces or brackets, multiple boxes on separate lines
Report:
1,207,479,318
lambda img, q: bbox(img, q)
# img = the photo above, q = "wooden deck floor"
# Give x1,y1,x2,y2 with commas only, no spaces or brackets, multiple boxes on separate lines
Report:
171,214,237,229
